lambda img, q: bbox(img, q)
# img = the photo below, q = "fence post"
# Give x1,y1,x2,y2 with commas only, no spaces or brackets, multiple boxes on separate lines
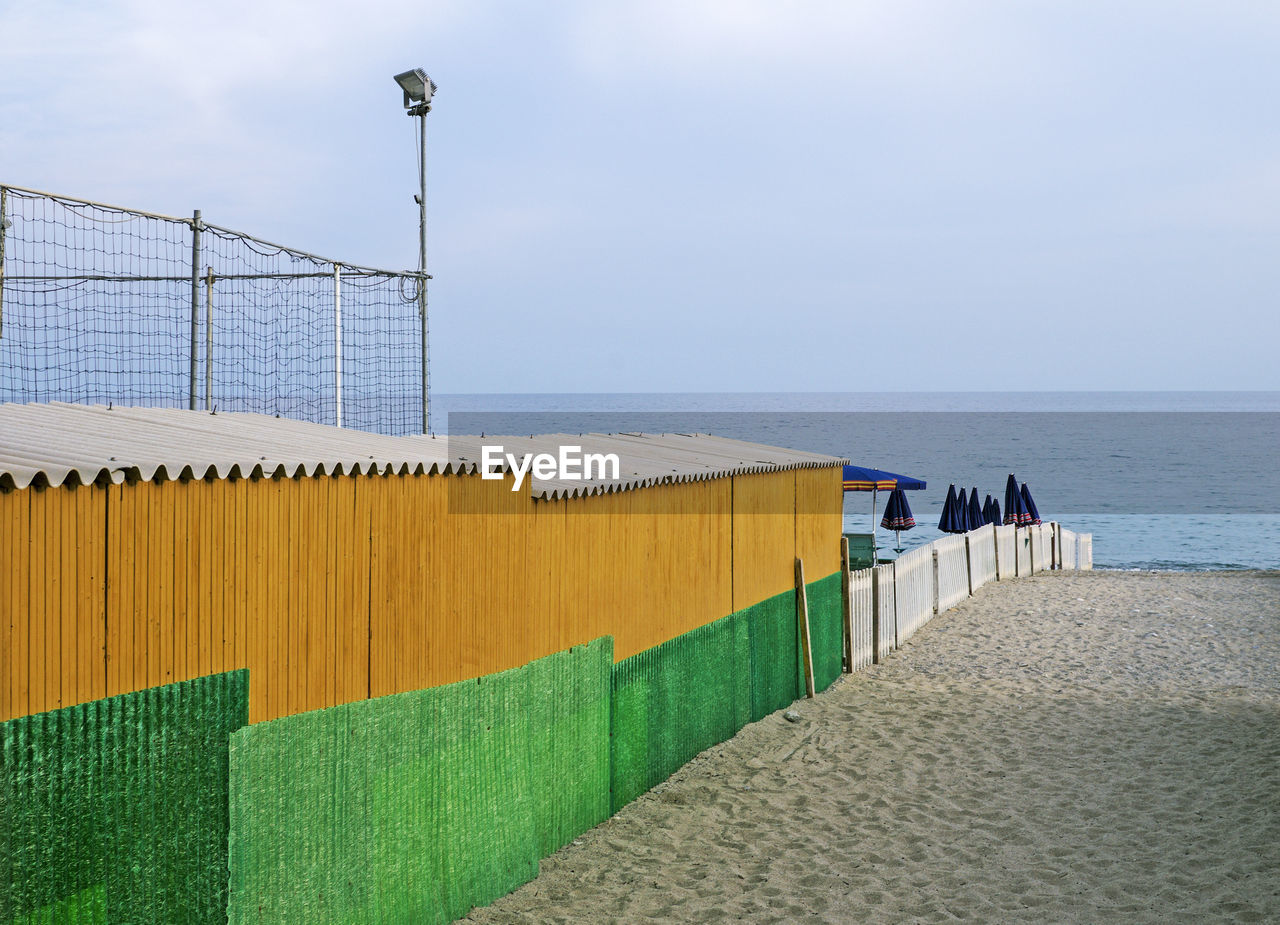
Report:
334,263,343,428
992,522,1001,581
840,537,853,673
964,534,973,596
188,209,202,410
931,547,940,614
795,558,815,698
870,566,881,665
892,560,900,649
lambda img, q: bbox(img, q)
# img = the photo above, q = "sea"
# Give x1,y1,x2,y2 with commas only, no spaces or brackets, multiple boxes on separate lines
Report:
431,391,1280,572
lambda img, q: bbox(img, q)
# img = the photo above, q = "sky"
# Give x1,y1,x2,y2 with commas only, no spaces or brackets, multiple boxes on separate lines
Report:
3,1,1278,393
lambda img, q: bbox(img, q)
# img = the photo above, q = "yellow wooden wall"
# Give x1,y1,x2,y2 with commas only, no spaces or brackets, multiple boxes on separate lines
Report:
1,464,842,724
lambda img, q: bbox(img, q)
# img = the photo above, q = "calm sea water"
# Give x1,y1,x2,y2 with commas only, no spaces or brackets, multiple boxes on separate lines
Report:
433,391,1280,572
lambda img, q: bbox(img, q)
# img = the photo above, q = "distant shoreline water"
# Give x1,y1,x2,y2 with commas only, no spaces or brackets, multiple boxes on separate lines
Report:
435,391,1280,572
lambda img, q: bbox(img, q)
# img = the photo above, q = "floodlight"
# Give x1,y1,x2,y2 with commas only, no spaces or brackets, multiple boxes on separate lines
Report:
394,68,437,108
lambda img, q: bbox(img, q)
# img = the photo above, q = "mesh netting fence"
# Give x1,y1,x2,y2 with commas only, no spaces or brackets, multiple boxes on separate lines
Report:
0,185,426,435
0,670,249,925
228,638,612,925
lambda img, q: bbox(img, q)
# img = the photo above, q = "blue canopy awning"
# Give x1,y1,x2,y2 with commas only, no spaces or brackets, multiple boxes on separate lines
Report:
842,465,926,492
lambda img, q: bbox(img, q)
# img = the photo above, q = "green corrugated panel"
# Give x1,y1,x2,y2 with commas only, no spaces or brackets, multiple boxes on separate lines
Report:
745,587,802,722
229,638,613,925
0,671,249,925
609,610,751,813
526,638,612,856
807,571,845,693
611,570,846,814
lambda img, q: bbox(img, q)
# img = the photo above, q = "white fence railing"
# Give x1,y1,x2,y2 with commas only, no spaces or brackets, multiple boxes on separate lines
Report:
1016,527,1032,576
874,563,897,659
894,545,934,643
967,526,998,590
848,567,874,671
842,523,1092,672
935,534,970,612
995,525,1016,579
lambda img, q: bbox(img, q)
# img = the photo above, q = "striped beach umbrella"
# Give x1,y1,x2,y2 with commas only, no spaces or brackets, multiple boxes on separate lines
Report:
880,487,916,551
1003,474,1030,526
1020,482,1042,525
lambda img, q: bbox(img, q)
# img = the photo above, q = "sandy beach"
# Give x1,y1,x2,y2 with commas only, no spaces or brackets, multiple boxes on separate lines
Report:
463,570,1280,924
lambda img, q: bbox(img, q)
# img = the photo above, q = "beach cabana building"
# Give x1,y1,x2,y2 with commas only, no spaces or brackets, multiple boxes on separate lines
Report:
0,403,846,723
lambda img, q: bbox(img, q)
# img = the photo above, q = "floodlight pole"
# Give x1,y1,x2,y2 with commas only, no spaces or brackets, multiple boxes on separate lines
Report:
413,102,430,435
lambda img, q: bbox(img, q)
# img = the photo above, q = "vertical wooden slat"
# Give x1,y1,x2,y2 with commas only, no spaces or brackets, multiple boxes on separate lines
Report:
80,485,106,702
40,486,58,710
60,485,78,709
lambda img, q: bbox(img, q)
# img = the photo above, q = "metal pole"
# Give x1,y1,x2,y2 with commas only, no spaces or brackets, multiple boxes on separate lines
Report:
0,186,7,339
334,262,343,427
204,267,213,410
870,487,878,563
189,209,202,410
418,109,430,434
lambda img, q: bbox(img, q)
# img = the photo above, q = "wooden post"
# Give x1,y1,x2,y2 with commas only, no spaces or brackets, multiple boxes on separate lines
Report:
964,534,973,596
1052,522,1059,570
992,522,1001,581
870,565,881,665
892,560,900,649
840,537,853,673
931,548,940,614
1029,527,1036,575
795,557,815,699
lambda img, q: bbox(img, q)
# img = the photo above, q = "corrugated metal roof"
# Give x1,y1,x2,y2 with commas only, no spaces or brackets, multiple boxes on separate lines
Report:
0,403,846,497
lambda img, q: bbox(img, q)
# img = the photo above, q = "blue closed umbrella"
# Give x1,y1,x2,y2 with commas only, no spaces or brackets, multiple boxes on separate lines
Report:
968,488,984,529
938,484,965,534
880,487,916,551
1021,483,1042,525
988,496,1001,527
955,487,971,532
1003,474,1029,526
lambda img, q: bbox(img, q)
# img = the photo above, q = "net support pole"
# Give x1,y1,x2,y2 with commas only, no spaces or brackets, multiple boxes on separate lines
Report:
334,263,343,427
189,209,202,410
204,268,213,410
0,186,7,339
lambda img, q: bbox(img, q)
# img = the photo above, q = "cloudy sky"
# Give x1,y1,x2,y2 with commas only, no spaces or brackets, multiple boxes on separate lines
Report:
3,1,1277,393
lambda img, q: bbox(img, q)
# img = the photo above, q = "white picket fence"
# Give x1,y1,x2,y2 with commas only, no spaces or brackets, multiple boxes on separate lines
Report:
848,567,875,671
893,545,934,643
874,563,897,659
934,534,970,613
995,525,1016,578
966,527,998,590
1057,527,1093,571
839,522,1092,671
